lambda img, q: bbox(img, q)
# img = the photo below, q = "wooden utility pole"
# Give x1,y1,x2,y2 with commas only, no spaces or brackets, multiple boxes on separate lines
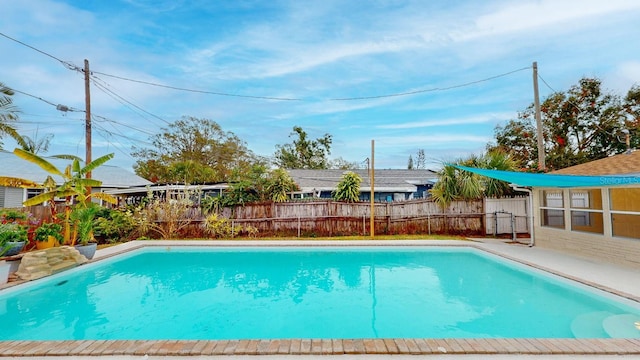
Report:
370,140,375,239
532,61,545,171
84,59,92,180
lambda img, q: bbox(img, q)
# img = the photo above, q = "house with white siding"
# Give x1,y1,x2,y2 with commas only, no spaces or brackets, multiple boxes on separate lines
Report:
0,150,152,208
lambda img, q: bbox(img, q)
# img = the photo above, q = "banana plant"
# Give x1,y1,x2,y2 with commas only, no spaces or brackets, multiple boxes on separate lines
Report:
0,148,118,244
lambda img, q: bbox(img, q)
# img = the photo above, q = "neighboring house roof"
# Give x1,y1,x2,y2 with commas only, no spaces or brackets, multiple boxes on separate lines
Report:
551,150,640,176
0,150,152,188
287,169,438,192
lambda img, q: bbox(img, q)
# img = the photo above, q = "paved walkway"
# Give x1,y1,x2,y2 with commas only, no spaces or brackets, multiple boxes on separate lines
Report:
1,239,639,358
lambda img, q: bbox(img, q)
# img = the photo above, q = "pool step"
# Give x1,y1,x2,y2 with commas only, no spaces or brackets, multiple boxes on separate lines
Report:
602,314,640,338
570,311,612,338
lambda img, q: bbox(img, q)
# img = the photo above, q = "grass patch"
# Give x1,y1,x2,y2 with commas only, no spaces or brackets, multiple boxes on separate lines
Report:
100,234,469,245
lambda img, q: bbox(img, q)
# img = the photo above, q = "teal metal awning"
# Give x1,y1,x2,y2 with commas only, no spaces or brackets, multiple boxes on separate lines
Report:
453,165,640,188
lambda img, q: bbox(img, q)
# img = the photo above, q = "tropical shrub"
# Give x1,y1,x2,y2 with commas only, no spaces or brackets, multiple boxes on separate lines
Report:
332,171,362,202
93,208,136,243
131,190,198,239
266,168,299,202
202,213,238,238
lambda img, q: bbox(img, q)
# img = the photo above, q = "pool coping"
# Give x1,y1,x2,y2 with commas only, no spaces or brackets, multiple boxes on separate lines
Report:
1,239,640,356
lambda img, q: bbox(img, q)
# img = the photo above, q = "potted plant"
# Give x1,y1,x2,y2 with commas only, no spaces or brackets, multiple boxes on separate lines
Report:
70,205,100,260
0,222,28,255
34,222,63,250
0,210,30,256
0,222,29,285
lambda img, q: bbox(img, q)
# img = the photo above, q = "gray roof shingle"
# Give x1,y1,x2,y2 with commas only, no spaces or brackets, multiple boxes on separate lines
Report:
287,169,437,192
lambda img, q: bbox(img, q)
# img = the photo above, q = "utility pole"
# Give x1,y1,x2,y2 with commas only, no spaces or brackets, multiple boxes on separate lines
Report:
532,61,545,171
370,140,375,239
84,59,92,180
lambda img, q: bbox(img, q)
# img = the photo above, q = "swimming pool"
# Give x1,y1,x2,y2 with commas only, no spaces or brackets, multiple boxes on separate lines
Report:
1,246,639,340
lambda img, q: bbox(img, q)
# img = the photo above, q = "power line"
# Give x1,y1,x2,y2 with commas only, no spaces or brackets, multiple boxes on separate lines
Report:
91,75,171,125
0,32,81,72
11,88,84,112
330,66,532,100
2,32,534,103
92,114,156,136
92,122,146,161
91,70,303,101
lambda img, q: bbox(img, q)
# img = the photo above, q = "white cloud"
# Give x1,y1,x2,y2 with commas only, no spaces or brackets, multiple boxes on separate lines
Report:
376,112,514,130
456,0,640,41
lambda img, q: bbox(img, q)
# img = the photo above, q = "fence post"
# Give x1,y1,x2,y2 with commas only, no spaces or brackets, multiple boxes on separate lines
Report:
298,215,301,238
427,213,431,235
231,220,234,239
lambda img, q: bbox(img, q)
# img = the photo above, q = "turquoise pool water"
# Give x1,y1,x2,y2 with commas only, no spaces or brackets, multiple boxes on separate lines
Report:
1,246,639,340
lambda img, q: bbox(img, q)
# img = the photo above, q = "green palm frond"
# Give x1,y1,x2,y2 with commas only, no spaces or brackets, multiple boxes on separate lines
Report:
81,153,114,175
23,191,58,207
13,148,64,177
72,158,81,175
51,154,82,161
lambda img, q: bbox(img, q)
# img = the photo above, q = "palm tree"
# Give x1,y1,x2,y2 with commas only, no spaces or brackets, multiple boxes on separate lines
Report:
0,82,20,149
480,150,519,198
9,130,53,154
430,162,482,208
430,150,518,208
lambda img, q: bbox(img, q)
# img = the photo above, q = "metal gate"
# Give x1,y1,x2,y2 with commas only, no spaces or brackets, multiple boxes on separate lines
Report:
485,197,529,237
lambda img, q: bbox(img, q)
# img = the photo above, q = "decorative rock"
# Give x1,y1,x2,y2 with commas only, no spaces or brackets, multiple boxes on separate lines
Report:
15,246,88,281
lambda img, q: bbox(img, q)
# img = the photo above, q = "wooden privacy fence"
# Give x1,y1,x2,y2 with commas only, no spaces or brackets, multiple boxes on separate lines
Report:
220,199,485,237
18,197,531,238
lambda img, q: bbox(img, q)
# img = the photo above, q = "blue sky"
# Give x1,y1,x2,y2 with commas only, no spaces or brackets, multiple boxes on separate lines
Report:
1,0,639,172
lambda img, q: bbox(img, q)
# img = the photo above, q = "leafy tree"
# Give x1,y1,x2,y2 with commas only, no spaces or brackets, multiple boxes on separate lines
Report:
205,166,300,208
224,164,272,205
332,171,362,202
416,149,426,169
0,82,20,149
489,116,538,169
408,149,426,169
490,78,638,170
622,85,640,150
273,126,332,169
330,157,361,170
132,116,264,183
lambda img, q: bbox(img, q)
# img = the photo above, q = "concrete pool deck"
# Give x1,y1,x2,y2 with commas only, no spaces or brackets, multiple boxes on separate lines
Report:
1,238,639,358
